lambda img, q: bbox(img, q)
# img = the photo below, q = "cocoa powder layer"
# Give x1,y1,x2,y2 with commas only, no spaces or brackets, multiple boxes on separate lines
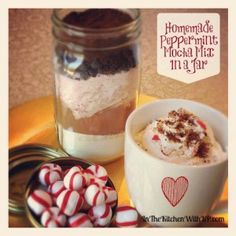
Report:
56,98,135,135
63,9,133,28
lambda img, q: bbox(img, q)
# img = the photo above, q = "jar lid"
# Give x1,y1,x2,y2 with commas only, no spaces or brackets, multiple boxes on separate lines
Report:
9,143,68,214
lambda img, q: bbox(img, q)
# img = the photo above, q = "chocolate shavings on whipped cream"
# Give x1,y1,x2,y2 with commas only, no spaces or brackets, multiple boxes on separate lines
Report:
153,108,210,159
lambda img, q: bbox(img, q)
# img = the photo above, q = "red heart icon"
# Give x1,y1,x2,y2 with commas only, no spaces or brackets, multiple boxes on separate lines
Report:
161,176,188,207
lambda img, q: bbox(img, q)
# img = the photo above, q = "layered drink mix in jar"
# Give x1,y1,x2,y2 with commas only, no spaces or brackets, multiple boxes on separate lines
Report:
51,9,141,163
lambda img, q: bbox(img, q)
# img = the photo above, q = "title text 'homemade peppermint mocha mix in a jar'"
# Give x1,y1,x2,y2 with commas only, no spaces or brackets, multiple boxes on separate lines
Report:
52,9,141,163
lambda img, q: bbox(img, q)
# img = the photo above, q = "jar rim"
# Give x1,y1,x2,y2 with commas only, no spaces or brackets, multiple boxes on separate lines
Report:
51,9,141,34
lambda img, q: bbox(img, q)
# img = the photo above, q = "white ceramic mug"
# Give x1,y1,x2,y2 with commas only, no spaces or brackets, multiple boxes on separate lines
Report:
124,99,228,227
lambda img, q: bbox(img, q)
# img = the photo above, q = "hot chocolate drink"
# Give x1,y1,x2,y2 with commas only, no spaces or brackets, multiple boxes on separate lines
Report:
135,108,227,165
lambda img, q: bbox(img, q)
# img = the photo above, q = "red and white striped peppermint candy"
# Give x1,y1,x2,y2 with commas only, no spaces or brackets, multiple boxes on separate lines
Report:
81,199,91,211
56,189,83,216
79,188,91,211
88,204,112,227
27,189,53,215
84,165,108,186
64,166,86,191
64,165,83,176
41,207,67,227
39,163,62,186
104,186,118,207
84,183,107,206
48,180,66,198
68,213,93,227
115,206,138,227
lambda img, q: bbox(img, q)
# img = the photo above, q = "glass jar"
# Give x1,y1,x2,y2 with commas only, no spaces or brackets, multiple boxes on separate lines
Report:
51,9,141,163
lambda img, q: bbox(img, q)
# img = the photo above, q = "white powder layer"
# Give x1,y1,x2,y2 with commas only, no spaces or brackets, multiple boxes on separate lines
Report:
56,68,138,120
58,124,124,163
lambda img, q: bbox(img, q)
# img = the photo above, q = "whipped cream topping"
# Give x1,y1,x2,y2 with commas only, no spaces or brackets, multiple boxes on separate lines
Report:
56,68,138,120
139,108,226,165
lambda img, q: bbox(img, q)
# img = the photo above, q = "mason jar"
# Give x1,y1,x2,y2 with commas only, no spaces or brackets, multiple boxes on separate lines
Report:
51,9,141,163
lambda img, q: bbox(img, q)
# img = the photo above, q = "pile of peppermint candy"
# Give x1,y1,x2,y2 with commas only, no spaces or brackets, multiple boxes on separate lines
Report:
27,163,138,227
